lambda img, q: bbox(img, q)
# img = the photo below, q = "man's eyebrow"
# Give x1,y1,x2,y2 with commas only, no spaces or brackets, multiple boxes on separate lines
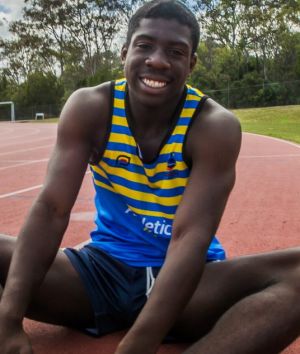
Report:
133,34,190,49
133,34,156,42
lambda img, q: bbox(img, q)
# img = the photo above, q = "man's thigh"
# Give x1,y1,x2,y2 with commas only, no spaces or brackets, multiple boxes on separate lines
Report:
26,250,95,328
172,248,300,340
0,235,94,328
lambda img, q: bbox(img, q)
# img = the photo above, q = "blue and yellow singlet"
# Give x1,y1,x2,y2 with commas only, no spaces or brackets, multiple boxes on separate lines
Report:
89,79,225,266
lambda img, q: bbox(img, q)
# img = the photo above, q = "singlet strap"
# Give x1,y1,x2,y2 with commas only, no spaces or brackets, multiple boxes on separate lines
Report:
146,267,156,298
182,95,209,168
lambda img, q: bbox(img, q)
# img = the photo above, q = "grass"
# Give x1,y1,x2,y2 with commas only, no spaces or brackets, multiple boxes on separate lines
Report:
233,105,300,144
31,118,58,123
28,104,300,145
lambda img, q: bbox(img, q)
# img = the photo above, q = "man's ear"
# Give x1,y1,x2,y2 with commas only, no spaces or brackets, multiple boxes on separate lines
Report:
189,52,197,73
121,45,128,65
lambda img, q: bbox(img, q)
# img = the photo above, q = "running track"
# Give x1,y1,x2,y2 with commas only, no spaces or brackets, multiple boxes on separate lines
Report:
0,121,299,353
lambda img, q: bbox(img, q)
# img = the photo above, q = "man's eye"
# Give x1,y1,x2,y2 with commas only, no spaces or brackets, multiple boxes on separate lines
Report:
169,49,184,56
137,43,151,49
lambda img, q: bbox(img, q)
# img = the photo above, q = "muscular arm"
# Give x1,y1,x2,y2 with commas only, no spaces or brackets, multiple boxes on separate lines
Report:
0,85,109,327
117,100,242,353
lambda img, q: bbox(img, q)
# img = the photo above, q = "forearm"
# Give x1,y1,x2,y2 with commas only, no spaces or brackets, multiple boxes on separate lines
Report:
0,199,69,322
118,234,208,353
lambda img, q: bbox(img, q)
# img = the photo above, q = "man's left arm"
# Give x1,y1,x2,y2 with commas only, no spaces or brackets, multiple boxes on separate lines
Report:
116,100,242,354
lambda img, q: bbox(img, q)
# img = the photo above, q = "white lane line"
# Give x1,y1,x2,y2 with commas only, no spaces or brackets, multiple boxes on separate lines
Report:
0,128,15,136
0,128,42,142
0,144,53,157
239,154,300,159
0,185,43,199
74,239,90,250
70,211,94,221
244,132,300,149
0,159,42,162
0,158,49,171
0,136,55,149
0,171,91,199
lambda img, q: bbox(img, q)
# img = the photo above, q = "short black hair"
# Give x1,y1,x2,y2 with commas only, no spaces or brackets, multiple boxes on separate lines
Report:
126,0,200,54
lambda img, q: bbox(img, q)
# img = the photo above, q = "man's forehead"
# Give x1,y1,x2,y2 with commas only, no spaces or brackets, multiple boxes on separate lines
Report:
131,17,193,48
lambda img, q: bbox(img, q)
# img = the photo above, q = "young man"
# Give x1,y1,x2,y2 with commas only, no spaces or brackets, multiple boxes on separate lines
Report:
0,1,299,353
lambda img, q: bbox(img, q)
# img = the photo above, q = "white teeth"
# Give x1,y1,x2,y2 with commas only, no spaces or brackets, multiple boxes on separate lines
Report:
142,78,167,88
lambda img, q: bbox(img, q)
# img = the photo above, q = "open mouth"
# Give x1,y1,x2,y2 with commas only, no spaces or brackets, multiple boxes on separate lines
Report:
141,77,168,89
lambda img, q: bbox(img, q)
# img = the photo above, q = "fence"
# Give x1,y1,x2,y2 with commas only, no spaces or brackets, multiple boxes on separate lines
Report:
0,103,61,121
205,80,300,109
0,80,299,121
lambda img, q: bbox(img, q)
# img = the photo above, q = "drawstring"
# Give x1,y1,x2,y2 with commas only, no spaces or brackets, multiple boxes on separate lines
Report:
137,144,143,159
146,267,155,298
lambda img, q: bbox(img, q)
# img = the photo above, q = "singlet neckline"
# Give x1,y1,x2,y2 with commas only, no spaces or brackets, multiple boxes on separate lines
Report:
124,84,187,165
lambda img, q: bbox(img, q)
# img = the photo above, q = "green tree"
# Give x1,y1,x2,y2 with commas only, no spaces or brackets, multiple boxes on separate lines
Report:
1,0,299,109
0,72,11,102
13,71,64,107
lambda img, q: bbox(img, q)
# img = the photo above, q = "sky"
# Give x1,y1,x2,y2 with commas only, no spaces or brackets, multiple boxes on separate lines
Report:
0,0,198,39
0,0,25,39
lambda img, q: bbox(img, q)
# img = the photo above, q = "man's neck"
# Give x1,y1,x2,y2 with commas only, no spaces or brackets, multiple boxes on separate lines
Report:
126,88,186,136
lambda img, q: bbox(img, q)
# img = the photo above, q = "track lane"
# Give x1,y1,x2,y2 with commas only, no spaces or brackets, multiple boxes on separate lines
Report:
0,122,299,354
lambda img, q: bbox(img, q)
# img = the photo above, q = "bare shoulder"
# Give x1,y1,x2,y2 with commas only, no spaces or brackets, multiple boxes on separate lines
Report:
60,81,111,131
185,98,242,168
58,81,112,153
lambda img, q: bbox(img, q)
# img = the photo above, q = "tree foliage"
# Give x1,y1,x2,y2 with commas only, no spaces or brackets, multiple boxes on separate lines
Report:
13,71,64,107
0,0,299,113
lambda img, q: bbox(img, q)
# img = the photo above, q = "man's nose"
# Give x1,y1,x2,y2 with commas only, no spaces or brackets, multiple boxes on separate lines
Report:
145,49,171,70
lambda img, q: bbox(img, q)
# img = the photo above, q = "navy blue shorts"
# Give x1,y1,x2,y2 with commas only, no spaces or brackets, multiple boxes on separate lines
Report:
64,245,161,336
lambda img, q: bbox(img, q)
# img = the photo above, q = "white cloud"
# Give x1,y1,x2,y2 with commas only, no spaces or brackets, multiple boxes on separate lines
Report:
0,0,25,39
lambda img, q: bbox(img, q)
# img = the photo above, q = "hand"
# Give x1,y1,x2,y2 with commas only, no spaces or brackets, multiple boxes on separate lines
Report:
115,338,157,354
115,346,155,354
0,322,33,354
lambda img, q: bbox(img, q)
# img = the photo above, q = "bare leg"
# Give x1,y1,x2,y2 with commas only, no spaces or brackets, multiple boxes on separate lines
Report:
0,235,94,328
172,249,300,354
183,284,299,354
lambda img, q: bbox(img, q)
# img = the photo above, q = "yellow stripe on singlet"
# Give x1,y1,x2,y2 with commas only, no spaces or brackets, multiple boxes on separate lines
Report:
93,162,188,190
112,116,128,127
109,133,136,145
128,206,175,220
100,151,188,179
114,98,125,109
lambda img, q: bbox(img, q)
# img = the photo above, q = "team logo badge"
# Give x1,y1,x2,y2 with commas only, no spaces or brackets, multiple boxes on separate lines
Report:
116,155,130,166
167,153,176,170
166,152,178,178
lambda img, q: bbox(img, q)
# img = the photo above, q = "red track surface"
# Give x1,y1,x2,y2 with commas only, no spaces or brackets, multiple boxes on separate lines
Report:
0,122,299,353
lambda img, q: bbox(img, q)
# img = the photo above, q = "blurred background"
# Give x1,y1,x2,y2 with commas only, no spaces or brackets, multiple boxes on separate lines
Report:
0,0,299,121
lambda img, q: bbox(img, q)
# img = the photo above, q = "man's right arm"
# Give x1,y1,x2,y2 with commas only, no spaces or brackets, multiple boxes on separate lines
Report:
0,84,110,348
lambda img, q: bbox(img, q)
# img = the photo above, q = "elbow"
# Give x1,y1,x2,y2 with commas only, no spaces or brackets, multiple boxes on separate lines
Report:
33,194,71,225
170,226,211,255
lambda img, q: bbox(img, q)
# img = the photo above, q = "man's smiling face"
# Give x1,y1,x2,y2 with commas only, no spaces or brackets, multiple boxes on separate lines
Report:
122,18,197,107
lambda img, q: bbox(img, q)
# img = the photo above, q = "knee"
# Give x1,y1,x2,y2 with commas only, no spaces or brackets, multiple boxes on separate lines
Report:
0,235,16,284
258,248,300,291
283,269,300,296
